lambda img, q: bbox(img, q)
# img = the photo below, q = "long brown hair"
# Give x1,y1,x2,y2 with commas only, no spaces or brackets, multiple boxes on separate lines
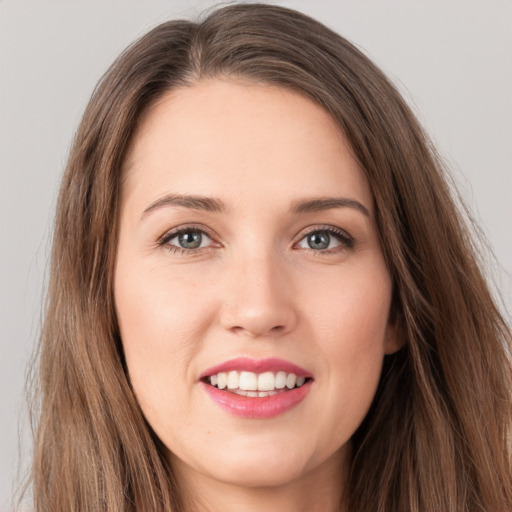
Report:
28,3,512,511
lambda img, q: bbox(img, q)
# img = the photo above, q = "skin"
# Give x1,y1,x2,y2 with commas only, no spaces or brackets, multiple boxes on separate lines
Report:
115,79,400,512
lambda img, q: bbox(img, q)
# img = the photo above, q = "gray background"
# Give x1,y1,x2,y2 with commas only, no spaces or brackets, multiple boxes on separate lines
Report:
1,0,511,509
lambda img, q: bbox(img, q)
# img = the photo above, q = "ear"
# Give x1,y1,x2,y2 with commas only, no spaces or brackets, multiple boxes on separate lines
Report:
383,318,405,355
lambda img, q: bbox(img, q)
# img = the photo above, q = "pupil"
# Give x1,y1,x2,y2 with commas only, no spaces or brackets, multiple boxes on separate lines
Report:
178,231,201,249
308,232,330,250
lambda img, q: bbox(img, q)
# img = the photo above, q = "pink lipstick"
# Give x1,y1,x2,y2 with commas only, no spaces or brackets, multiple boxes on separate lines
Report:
199,357,313,419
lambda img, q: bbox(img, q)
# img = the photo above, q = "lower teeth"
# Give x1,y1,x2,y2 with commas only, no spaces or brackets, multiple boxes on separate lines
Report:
213,384,305,396
231,389,280,397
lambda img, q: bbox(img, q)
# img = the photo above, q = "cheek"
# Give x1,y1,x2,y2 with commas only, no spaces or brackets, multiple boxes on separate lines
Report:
114,257,212,422
116,252,211,350
303,263,392,445
308,260,392,353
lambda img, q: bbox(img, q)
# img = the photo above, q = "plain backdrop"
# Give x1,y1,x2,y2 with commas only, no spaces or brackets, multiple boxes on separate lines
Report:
1,0,511,509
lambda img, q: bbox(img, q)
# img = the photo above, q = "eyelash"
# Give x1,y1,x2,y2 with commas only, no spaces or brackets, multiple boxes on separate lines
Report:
157,225,220,255
296,225,355,252
157,224,355,255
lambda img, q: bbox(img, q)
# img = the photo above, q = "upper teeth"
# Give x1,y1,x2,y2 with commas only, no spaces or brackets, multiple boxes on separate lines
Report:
209,371,306,391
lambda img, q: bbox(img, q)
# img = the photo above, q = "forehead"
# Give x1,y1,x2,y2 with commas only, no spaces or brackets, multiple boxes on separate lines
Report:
122,79,372,214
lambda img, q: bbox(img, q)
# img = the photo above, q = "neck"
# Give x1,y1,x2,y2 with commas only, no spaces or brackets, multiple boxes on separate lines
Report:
172,447,350,512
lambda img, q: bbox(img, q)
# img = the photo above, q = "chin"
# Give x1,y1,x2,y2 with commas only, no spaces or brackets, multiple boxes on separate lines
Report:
174,438,314,490
208,456,308,489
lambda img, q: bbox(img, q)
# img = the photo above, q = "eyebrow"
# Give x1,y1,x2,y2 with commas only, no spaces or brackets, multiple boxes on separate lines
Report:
291,197,370,217
142,194,226,218
141,193,369,219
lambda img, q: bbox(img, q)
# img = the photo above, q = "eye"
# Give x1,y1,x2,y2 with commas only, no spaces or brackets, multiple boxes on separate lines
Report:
295,227,354,252
172,230,208,249
159,227,217,253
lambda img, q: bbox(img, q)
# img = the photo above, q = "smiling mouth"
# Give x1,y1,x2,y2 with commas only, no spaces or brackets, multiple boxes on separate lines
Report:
203,370,312,397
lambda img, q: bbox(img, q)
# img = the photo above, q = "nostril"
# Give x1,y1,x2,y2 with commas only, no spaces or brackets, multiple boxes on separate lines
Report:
228,324,286,336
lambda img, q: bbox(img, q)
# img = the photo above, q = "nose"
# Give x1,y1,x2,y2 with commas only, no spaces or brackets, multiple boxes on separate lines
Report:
219,251,298,338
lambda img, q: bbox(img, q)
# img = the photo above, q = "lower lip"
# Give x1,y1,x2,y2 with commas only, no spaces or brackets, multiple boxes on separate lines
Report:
201,381,312,418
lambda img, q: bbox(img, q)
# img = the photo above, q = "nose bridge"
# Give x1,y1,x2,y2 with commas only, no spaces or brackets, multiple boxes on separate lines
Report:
220,243,297,337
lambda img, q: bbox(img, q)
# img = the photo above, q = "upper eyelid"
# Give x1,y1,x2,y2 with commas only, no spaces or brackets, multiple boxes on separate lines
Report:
295,224,353,240
158,224,218,244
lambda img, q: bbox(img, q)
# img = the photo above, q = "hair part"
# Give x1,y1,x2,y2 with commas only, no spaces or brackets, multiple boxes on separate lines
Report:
27,4,512,511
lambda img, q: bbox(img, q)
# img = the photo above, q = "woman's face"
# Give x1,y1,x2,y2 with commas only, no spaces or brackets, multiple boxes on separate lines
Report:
115,79,399,492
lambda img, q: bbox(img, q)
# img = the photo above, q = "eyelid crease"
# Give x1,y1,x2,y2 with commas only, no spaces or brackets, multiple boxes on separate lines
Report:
157,224,220,247
297,224,354,240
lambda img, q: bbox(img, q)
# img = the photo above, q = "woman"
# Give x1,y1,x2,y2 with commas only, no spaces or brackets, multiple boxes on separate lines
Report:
29,3,512,511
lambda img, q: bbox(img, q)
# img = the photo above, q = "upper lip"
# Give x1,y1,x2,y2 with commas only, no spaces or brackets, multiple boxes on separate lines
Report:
199,357,312,379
